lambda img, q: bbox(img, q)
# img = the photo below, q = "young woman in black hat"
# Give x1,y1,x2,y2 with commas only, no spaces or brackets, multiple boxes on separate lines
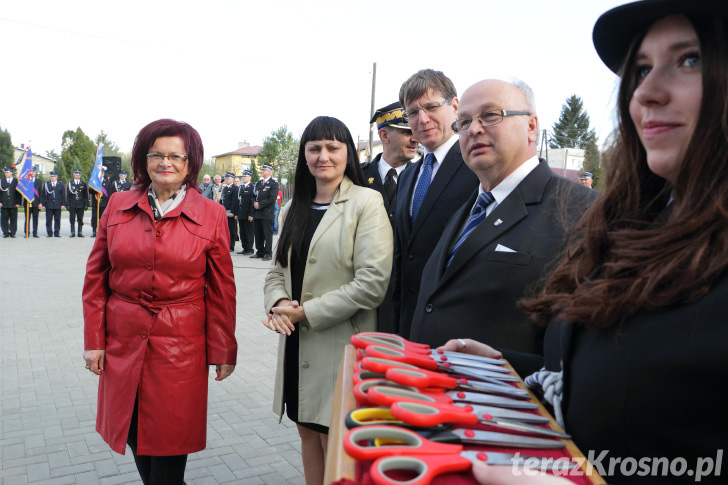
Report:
445,1,728,483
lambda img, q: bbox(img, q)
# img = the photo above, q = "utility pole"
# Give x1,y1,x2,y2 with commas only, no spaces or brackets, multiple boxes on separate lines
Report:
368,62,377,163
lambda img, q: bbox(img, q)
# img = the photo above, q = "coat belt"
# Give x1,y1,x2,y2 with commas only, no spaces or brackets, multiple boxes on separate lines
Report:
115,289,205,315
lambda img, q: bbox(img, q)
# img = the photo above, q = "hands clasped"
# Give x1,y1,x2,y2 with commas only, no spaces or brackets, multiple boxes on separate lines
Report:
262,299,305,336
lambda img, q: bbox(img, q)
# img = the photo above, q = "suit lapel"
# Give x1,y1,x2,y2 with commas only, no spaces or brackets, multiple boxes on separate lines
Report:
364,161,389,212
396,157,420,244
410,144,464,241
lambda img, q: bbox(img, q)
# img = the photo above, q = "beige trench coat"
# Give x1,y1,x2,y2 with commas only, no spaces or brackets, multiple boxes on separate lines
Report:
264,177,393,427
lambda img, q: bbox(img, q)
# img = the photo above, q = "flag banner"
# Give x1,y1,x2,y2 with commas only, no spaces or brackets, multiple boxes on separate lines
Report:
88,143,107,196
16,147,36,203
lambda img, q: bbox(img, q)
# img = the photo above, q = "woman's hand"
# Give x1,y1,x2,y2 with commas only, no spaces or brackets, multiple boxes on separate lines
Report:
215,364,235,381
83,350,105,375
472,461,573,484
438,339,502,359
262,299,305,336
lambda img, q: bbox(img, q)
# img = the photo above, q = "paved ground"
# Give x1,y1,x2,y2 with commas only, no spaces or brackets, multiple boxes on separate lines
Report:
0,214,305,484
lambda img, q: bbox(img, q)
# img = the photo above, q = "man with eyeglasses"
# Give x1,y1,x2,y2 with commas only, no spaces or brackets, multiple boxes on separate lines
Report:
407,79,596,374
392,69,479,338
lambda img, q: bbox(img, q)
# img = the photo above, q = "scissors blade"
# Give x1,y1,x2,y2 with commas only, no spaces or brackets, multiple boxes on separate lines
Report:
463,404,550,424
449,428,565,449
445,375,530,399
461,450,576,470
445,391,539,410
442,359,512,374
431,350,506,367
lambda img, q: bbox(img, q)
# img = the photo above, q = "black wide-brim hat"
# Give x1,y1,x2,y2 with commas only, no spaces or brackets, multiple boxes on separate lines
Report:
593,0,728,74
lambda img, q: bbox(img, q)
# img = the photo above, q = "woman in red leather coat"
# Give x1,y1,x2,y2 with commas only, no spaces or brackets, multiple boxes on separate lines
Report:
83,119,237,485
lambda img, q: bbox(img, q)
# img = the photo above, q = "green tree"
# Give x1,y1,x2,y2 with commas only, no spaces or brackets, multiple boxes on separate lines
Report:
277,142,299,184
258,126,296,172
549,95,596,149
583,140,604,191
0,125,14,169
61,128,96,181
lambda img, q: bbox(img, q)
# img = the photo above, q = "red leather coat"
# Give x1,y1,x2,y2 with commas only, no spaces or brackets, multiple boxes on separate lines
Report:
83,187,237,455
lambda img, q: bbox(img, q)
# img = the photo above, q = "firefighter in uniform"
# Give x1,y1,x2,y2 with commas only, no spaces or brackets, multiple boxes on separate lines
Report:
234,170,255,255
112,170,132,195
220,172,239,252
22,165,43,238
40,170,65,237
67,169,89,237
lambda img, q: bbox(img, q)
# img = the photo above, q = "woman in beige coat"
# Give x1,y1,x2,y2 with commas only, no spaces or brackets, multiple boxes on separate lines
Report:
263,116,392,485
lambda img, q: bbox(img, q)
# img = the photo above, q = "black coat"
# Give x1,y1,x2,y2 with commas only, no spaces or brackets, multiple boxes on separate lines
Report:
41,180,66,209
392,143,479,337
66,180,89,209
542,274,728,484
0,177,22,207
220,184,238,213
234,182,255,220
23,179,42,208
361,155,409,228
253,178,279,220
111,179,132,194
408,161,596,365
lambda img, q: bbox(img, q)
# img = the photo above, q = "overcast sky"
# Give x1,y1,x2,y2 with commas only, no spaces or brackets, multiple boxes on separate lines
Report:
1,0,626,161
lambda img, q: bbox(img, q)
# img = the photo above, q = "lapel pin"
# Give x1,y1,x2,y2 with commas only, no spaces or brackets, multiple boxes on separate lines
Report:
494,219,503,226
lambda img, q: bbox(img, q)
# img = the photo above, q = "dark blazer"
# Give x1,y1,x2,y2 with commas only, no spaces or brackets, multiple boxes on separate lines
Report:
542,273,728,484
66,180,89,209
392,142,479,337
408,160,596,360
41,180,66,209
233,183,255,220
25,179,42,208
253,178,280,220
0,177,21,206
220,184,238,213
361,154,405,227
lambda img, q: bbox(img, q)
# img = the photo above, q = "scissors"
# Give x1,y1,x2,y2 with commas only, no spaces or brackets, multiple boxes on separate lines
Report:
391,401,570,440
345,408,566,449
352,332,505,367
364,386,548,424
354,379,425,407
361,344,510,374
344,425,574,484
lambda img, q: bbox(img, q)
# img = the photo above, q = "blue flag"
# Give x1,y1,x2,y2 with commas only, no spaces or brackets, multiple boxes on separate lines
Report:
88,143,108,197
16,148,36,203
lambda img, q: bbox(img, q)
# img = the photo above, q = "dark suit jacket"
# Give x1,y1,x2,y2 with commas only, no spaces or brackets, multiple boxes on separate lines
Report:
66,180,89,209
542,273,728,484
407,160,596,363
392,143,479,337
233,183,255,220
0,177,21,206
253,178,279,220
41,181,66,209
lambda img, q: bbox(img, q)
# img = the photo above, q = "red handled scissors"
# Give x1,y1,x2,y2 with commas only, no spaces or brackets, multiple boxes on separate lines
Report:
361,343,509,374
391,401,570,440
344,425,574,484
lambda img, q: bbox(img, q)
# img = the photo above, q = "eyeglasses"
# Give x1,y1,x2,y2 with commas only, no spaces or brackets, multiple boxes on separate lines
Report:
452,110,531,133
146,153,188,164
405,98,453,120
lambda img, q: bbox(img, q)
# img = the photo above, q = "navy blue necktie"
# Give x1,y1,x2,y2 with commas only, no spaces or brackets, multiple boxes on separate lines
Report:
447,191,495,267
411,153,435,225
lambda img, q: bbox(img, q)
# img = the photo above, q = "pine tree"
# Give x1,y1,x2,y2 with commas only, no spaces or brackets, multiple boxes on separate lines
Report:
0,126,14,168
549,95,596,149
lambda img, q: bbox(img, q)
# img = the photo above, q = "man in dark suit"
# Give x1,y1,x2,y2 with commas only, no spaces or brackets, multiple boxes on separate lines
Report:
220,172,239,252
392,69,479,337
361,101,418,332
66,169,89,237
111,170,132,194
234,170,256,255
22,165,42,238
1,166,22,238
407,79,596,371
251,164,279,261
40,170,66,237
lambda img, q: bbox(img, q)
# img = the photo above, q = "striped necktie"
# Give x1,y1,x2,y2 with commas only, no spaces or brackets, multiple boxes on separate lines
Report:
411,153,435,225
447,191,495,267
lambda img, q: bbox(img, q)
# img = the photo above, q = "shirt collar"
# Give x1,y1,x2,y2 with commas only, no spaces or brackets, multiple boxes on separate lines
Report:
424,134,459,166
486,155,540,206
377,157,408,182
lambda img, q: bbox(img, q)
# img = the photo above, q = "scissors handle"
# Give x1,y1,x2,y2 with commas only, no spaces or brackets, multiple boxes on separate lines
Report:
391,401,479,428
385,367,458,389
354,379,419,407
370,454,472,485
344,425,461,460
360,356,421,375
352,332,431,352
366,385,452,407
364,345,439,370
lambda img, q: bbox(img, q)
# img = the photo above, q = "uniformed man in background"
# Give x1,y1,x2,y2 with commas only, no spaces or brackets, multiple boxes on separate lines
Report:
40,170,65,237
220,172,239,252
90,167,112,237
234,170,255,255
1,166,21,238
67,169,89,237
251,164,279,261
112,170,132,194
22,165,42,238
361,101,418,332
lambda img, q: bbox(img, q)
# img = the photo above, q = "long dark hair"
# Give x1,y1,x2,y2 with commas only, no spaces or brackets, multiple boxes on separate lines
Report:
522,15,728,329
130,119,204,192
275,116,365,267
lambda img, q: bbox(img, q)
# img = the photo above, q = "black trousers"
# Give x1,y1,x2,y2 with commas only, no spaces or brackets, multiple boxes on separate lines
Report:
253,218,273,256
1,207,18,236
23,205,40,236
91,204,107,232
227,216,238,251
68,207,85,234
45,208,61,236
238,218,254,251
127,399,187,485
